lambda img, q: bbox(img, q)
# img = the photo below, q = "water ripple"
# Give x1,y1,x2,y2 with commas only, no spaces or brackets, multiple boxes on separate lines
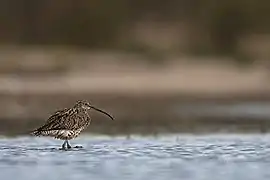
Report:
1,135,270,180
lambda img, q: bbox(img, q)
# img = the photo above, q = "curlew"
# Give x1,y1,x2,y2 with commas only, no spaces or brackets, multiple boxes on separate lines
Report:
31,100,114,149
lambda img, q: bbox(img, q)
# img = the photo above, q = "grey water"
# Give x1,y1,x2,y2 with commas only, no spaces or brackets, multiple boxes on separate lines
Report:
1,134,270,180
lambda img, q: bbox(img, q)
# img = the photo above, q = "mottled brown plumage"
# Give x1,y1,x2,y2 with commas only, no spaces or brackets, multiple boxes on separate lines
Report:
31,100,114,149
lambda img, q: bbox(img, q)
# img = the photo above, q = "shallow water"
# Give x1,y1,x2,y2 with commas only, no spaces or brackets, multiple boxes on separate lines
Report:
1,134,270,180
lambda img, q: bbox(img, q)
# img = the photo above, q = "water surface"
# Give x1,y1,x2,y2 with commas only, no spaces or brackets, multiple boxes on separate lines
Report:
1,134,270,180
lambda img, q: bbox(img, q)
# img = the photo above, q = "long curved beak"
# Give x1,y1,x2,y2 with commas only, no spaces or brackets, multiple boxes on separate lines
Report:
89,105,114,120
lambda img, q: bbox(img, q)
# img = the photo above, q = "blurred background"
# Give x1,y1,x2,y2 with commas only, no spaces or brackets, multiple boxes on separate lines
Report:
0,0,270,136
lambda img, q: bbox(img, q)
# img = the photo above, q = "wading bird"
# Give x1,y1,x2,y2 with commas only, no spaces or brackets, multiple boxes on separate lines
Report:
31,100,114,149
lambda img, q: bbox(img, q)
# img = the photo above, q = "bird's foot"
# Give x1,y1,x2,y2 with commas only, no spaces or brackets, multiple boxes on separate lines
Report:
59,144,83,150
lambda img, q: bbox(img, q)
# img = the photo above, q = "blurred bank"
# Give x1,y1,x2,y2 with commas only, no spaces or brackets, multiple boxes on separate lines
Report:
0,0,270,135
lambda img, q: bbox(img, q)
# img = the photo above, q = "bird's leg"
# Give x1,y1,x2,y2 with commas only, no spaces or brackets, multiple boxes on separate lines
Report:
61,140,67,149
66,140,72,149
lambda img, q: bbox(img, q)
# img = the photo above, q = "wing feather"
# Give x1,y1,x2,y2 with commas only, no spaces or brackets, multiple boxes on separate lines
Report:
32,108,76,135
31,107,91,137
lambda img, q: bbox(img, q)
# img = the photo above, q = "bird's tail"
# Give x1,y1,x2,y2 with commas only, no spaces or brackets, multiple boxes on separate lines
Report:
29,130,41,136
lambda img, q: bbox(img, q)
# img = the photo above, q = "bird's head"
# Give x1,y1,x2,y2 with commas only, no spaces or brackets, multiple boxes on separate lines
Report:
75,100,92,110
74,100,114,120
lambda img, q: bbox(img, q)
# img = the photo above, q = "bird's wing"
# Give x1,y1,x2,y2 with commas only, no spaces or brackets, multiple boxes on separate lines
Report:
45,108,70,124
35,108,76,132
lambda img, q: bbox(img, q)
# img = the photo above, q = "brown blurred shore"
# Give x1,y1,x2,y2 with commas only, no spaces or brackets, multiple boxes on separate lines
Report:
1,49,270,136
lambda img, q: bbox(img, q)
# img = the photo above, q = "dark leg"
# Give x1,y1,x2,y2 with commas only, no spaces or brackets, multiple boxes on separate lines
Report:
61,140,67,149
62,140,81,149
66,140,72,149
